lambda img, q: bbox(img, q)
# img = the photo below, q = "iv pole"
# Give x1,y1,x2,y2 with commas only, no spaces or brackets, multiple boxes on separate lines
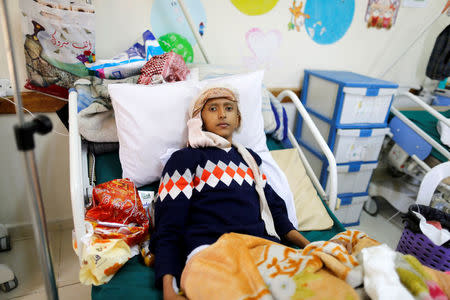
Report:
0,1,59,299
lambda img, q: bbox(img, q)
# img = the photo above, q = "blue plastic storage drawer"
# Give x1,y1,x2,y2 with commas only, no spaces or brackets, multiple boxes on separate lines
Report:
299,70,398,128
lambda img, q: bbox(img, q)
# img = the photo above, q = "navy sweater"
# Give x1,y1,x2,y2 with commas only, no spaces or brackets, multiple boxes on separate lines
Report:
150,146,295,288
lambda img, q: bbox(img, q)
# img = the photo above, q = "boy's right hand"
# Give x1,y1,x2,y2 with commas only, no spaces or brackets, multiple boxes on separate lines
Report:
163,274,187,300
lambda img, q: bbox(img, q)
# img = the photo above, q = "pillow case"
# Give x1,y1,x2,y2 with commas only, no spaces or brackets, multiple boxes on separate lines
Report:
109,70,267,187
269,148,333,231
109,80,198,186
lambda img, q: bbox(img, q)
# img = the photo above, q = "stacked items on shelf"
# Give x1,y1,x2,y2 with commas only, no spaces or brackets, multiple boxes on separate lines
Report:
296,70,398,226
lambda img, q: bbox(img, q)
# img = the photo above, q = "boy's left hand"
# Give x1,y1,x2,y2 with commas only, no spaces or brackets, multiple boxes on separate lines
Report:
329,238,352,254
285,230,310,248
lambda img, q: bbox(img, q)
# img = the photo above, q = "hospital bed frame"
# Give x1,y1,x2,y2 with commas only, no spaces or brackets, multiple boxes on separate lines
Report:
368,91,450,214
68,89,339,261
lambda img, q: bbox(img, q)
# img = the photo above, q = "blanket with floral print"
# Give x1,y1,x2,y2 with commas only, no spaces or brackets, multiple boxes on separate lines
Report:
179,230,450,300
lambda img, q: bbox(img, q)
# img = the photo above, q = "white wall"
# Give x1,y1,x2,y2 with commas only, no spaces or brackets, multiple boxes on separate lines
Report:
93,0,449,88
0,114,70,226
0,0,448,226
0,1,73,226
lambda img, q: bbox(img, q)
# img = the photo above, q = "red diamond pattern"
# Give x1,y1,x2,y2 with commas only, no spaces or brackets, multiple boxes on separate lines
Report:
165,179,174,192
212,166,224,178
225,166,235,177
246,168,254,179
236,168,246,178
175,176,189,190
201,170,211,182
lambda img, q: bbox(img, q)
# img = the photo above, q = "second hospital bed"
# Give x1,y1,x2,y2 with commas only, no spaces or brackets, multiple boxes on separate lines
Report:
368,91,450,214
68,88,346,299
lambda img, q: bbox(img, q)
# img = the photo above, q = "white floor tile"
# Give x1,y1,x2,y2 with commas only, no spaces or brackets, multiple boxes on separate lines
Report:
7,283,91,300
6,290,47,300
56,229,80,287
0,230,61,299
352,197,404,249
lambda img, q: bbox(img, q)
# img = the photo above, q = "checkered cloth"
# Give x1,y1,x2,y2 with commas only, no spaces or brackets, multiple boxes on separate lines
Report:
137,51,190,85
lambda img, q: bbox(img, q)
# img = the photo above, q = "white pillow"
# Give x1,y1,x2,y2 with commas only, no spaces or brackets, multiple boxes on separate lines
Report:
109,81,197,186
109,70,267,187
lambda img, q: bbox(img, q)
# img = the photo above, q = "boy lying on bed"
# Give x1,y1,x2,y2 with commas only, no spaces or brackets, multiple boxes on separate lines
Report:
150,87,350,300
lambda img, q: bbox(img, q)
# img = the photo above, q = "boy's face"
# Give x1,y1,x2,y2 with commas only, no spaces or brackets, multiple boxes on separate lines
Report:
201,97,240,143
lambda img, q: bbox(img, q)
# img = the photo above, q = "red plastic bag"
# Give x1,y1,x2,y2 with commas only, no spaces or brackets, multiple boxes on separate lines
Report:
85,178,150,246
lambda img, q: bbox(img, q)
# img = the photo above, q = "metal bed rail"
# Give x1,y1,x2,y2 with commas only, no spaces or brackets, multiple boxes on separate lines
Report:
276,90,338,212
391,91,450,161
69,90,90,263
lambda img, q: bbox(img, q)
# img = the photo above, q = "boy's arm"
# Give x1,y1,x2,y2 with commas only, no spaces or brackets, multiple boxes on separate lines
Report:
150,150,196,288
163,275,186,300
284,230,310,248
264,183,297,238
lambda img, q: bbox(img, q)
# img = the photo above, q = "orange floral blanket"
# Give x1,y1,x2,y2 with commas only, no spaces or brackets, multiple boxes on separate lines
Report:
179,230,450,300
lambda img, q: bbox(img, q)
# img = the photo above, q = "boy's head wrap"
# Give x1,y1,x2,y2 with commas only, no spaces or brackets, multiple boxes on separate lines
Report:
187,87,240,148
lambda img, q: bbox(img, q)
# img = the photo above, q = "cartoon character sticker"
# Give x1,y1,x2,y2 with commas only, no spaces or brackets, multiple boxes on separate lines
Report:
288,0,310,32
365,0,400,30
199,22,205,36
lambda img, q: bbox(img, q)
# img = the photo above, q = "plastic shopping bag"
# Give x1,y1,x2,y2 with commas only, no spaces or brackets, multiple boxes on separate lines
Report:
85,30,164,79
85,178,150,246
79,235,132,285
19,0,95,98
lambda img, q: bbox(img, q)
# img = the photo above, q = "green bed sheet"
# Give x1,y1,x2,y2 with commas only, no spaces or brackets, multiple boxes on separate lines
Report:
91,136,345,300
398,109,450,162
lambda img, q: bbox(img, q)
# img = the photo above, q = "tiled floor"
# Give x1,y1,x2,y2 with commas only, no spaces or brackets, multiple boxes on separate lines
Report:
0,198,404,300
0,228,90,300
353,197,404,249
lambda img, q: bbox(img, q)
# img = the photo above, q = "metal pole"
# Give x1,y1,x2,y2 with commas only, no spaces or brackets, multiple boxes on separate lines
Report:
177,0,211,64
0,1,59,299
23,152,59,300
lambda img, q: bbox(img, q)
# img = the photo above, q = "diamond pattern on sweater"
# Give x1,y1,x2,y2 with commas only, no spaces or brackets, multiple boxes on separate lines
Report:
159,169,193,201
158,160,267,201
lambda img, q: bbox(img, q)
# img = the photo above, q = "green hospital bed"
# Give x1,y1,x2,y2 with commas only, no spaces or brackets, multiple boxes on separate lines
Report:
90,135,346,299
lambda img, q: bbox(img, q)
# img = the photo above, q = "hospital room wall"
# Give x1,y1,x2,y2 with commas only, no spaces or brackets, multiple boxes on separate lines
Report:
0,0,73,228
0,0,448,227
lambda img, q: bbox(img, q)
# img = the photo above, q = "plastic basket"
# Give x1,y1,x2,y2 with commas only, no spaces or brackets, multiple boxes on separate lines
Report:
396,226,450,272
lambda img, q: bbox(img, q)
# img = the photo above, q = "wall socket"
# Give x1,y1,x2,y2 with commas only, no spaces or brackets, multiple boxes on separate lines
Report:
0,79,13,97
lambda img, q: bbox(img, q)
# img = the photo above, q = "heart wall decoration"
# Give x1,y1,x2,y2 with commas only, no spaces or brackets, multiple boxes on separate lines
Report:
243,28,283,71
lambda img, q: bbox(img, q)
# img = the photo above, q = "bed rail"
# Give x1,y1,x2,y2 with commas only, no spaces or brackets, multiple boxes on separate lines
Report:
69,90,87,262
391,92,450,161
276,90,338,212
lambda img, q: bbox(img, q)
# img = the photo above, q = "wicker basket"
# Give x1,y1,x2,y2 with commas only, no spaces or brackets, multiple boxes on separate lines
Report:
396,225,450,272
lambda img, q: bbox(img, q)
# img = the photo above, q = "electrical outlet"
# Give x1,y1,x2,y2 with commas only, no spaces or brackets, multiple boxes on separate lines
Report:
0,79,13,97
